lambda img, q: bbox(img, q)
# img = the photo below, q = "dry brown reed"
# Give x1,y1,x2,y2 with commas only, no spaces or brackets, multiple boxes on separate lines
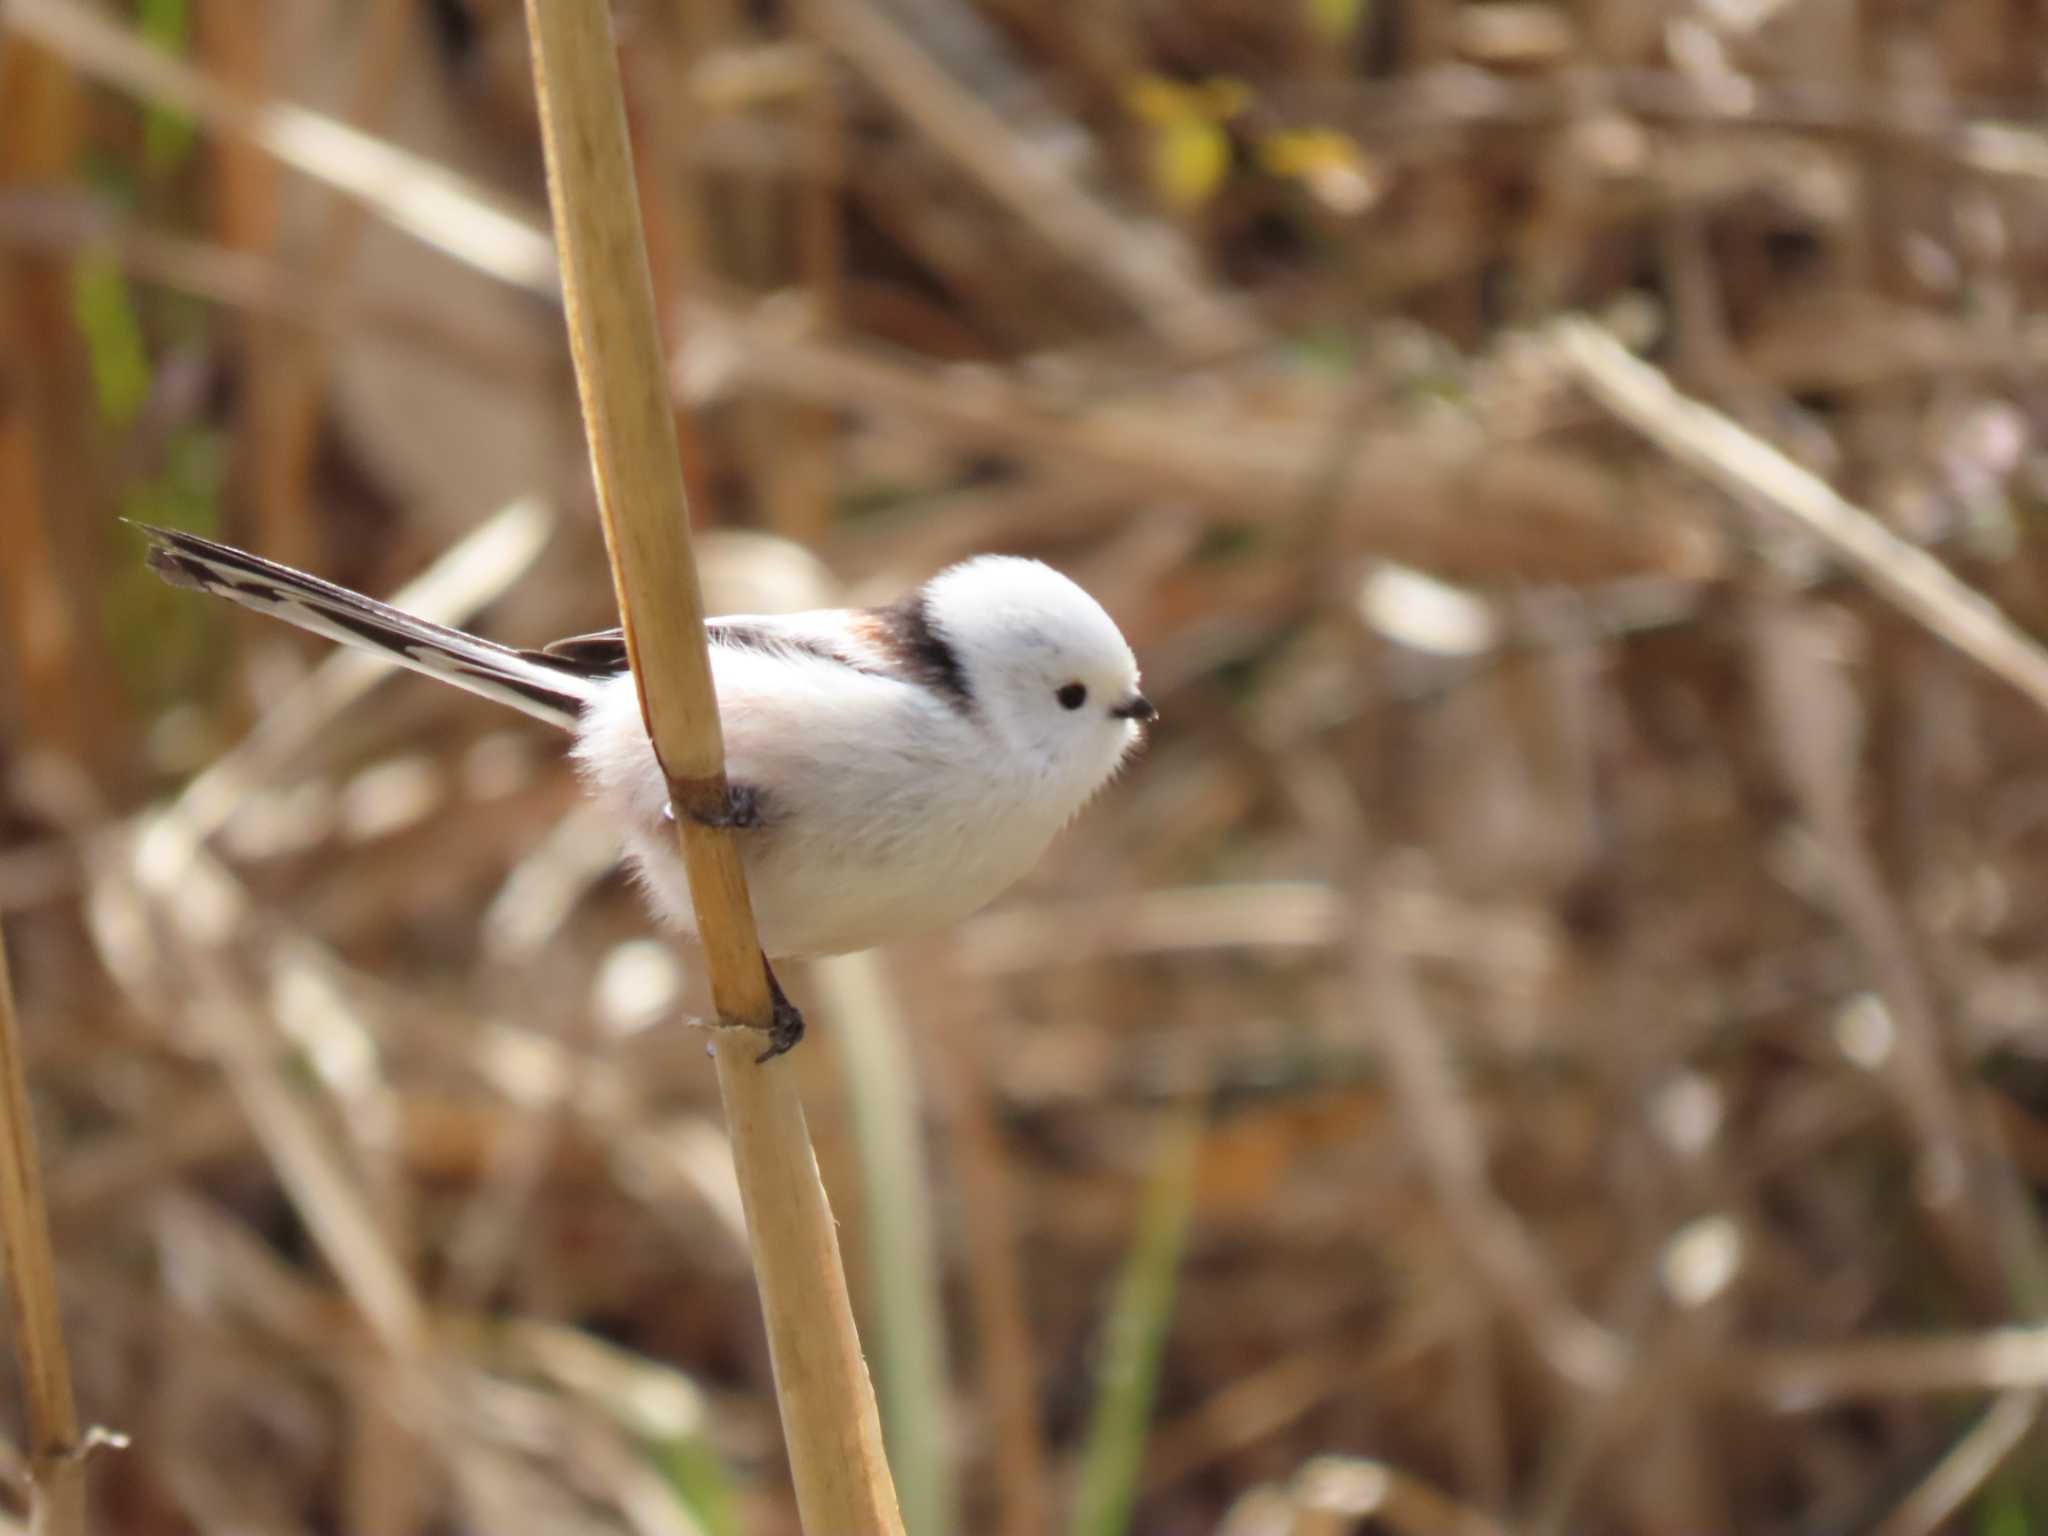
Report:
520,4,901,1532
0,925,87,1534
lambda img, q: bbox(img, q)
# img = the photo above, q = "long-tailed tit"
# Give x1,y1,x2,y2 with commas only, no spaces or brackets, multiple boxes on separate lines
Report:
139,526,1154,1057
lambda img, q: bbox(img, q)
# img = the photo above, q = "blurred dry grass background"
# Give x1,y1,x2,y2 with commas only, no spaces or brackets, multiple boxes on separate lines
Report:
7,0,2048,1532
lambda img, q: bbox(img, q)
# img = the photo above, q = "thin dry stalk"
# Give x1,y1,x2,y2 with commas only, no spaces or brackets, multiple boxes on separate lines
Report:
249,0,416,567
4,0,556,293
0,396,80,769
1353,884,1625,1392
1748,602,2046,1313
195,0,319,599
191,961,427,1353
436,1021,592,1311
696,306,1695,581
345,1359,421,1536
620,28,716,507
1395,0,1455,66
0,199,553,389
107,850,703,1534
1555,317,2048,723
1520,1257,1669,1536
1448,1305,1509,1514
813,953,954,1536
769,2,843,549
1729,1323,2048,1401
1142,1349,1355,1496
520,6,901,1531
160,496,555,843
112,499,552,1356
928,971,1049,1536
1868,1389,2040,1536
0,925,89,1535
1286,1453,1516,1536
0,34,128,786
195,0,278,254
816,0,1257,355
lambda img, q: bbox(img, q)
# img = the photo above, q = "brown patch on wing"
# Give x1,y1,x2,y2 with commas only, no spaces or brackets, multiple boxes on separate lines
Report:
853,592,973,712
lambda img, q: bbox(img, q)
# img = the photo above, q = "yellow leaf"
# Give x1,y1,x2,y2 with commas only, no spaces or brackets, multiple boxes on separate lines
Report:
1307,0,1370,42
1125,73,1198,125
1152,116,1233,209
1198,77,1253,119
1257,129,1384,214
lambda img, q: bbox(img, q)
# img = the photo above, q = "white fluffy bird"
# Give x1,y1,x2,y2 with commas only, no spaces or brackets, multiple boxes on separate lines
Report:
140,526,1153,1055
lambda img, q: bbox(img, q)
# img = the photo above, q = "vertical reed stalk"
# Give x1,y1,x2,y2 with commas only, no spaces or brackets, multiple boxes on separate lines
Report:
0,924,87,1535
519,7,903,1531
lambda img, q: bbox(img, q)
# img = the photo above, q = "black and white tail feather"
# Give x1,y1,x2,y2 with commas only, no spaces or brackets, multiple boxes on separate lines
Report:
138,524,610,730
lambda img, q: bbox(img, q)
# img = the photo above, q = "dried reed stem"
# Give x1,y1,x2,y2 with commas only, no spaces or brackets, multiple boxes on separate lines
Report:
0,925,88,1535
817,0,1257,354
813,953,955,1536
249,0,416,568
1555,316,2048,722
6,0,555,293
1747,603,2035,1311
520,6,902,1531
1729,1324,2048,1401
1869,1390,2040,1536
932,998,1049,1536
1354,885,1625,1392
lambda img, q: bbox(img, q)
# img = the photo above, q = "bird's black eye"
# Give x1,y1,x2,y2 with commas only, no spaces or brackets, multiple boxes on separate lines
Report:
1056,682,1088,710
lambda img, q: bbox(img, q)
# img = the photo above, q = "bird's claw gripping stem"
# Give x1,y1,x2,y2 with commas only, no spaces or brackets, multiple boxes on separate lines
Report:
757,991,805,1062
661,783,765,831
707,962,805,1062
753,960,804,1063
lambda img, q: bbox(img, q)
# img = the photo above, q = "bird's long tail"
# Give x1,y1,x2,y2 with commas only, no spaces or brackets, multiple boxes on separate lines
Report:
137,525,601,730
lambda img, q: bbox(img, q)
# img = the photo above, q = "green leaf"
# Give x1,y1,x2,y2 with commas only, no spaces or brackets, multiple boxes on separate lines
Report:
647,1435,740,1536
138,0,198,175
819,953,957,1536
501,1322,740,1536
108,427,229,710
1071,1107,1204,1536
1975,1473,2041,1536
72,246,150,428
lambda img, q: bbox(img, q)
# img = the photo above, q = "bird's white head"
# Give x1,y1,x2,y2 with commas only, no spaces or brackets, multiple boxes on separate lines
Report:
918,556,1153,789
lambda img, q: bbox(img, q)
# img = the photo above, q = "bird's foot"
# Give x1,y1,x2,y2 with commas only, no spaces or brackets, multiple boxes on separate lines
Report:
755,989,805,1063
707,959,804,1064
661,783,766,830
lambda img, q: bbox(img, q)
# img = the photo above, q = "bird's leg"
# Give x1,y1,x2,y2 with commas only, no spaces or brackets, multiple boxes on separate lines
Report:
656,782,793,1060
661,782,766,830
757,959,805,1062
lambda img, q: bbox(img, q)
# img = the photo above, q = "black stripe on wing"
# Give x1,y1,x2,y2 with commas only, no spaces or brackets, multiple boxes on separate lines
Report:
860,590,972,712
540,618,888,677
543,591,973,713
536,628,630,674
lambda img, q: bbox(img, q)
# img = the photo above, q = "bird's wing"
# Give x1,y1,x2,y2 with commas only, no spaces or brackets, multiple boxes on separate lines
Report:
542,601,974,712
544,611,891,677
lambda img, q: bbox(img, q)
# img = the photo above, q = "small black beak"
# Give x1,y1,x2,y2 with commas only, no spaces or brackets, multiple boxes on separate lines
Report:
1111,694,1156,723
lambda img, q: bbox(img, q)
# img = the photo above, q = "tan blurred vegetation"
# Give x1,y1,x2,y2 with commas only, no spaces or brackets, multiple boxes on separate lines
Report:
7,0,2048,1532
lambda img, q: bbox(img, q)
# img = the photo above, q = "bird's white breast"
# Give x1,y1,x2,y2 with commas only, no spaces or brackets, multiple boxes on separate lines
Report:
571,644,1098,956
